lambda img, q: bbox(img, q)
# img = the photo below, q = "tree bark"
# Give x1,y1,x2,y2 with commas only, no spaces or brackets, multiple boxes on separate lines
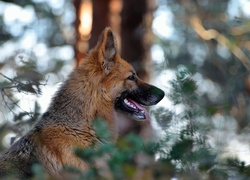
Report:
89,0,111,49
120,0,155,138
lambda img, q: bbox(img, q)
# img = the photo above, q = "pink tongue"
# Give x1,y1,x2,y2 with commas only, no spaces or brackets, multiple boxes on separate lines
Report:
127,98,150,124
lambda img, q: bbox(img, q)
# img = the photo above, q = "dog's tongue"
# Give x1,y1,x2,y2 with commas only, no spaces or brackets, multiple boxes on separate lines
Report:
128,98,150,124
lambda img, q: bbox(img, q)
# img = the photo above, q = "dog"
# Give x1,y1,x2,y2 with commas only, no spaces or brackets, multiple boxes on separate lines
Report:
0,27,164,178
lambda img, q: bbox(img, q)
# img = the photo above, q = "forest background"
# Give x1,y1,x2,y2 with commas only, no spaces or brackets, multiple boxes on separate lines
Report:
1,0,250,179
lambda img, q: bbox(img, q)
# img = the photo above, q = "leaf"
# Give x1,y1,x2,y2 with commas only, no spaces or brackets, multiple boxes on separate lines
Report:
169,138,193,160
18,83,37,94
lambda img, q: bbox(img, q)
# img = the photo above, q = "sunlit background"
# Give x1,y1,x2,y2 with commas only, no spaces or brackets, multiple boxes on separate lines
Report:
1,0,250,171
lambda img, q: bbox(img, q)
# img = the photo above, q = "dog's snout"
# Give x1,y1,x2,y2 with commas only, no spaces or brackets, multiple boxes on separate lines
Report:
150,86,165,104
129,82,165,106
144,85,164,105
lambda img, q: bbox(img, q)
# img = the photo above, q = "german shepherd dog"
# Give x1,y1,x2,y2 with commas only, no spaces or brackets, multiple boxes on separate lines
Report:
0,27,164,178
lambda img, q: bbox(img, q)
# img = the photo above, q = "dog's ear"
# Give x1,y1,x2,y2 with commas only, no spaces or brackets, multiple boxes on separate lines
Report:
95,27,117,74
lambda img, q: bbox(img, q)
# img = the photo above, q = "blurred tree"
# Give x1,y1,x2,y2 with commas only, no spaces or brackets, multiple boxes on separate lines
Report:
0,0,75,151
121,0,154,82
74,0,122,65
153,0,250,173
74,0,110,65
89,0,111,49
2,0,250,179
155,0,250,133
118,0,156,139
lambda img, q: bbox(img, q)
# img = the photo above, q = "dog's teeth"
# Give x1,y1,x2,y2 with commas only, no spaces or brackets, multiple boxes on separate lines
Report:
124,99,137,109
129,103,135,109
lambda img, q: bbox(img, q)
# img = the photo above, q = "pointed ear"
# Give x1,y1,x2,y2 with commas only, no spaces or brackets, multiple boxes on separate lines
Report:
95,27,117,74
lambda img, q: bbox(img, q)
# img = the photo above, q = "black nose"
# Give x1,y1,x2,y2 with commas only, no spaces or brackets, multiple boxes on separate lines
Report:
150,86,165,104
129,84,165,106
142,85,164,105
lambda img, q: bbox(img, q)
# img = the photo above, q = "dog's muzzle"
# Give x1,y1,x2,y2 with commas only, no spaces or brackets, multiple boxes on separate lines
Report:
114,81,164,123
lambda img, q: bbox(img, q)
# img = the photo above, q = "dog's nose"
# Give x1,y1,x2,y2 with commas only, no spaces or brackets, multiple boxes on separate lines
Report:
129,83,165,106
151,86,165,104
143,85,165,105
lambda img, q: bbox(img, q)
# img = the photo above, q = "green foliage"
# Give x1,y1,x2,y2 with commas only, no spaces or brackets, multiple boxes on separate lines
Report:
74,119,148,179
1,0,250,179
32,163,46,180
153,66,250,179
31,67,246,179
168,66,198,105
35,66,243,179
1,59,249,179
1,64,249,179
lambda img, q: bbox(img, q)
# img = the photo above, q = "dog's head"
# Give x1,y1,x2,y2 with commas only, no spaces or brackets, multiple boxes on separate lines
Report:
88,27,164,123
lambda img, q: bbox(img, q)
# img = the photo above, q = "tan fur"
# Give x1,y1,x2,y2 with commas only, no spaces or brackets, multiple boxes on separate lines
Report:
0,27,164,178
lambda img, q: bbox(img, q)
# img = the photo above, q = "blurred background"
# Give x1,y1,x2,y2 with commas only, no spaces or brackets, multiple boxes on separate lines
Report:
1,0,250,179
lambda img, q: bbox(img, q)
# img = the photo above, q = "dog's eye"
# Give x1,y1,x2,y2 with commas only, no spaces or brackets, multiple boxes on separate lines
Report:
127,74,136,81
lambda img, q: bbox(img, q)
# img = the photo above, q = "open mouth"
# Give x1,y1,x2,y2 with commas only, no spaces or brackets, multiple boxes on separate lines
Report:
114,83,164,124
114,93,150,123
123,98,150,122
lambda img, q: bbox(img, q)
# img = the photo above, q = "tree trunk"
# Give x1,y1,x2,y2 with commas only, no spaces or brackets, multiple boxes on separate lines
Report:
74,0,93,66
120,0,155,138
89,0,111,49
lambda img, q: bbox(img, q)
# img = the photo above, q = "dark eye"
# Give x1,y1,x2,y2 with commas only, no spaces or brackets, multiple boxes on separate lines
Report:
127,74,136,81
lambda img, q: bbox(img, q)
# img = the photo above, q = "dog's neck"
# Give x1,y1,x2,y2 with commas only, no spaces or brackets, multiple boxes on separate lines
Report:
42,67,118,140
